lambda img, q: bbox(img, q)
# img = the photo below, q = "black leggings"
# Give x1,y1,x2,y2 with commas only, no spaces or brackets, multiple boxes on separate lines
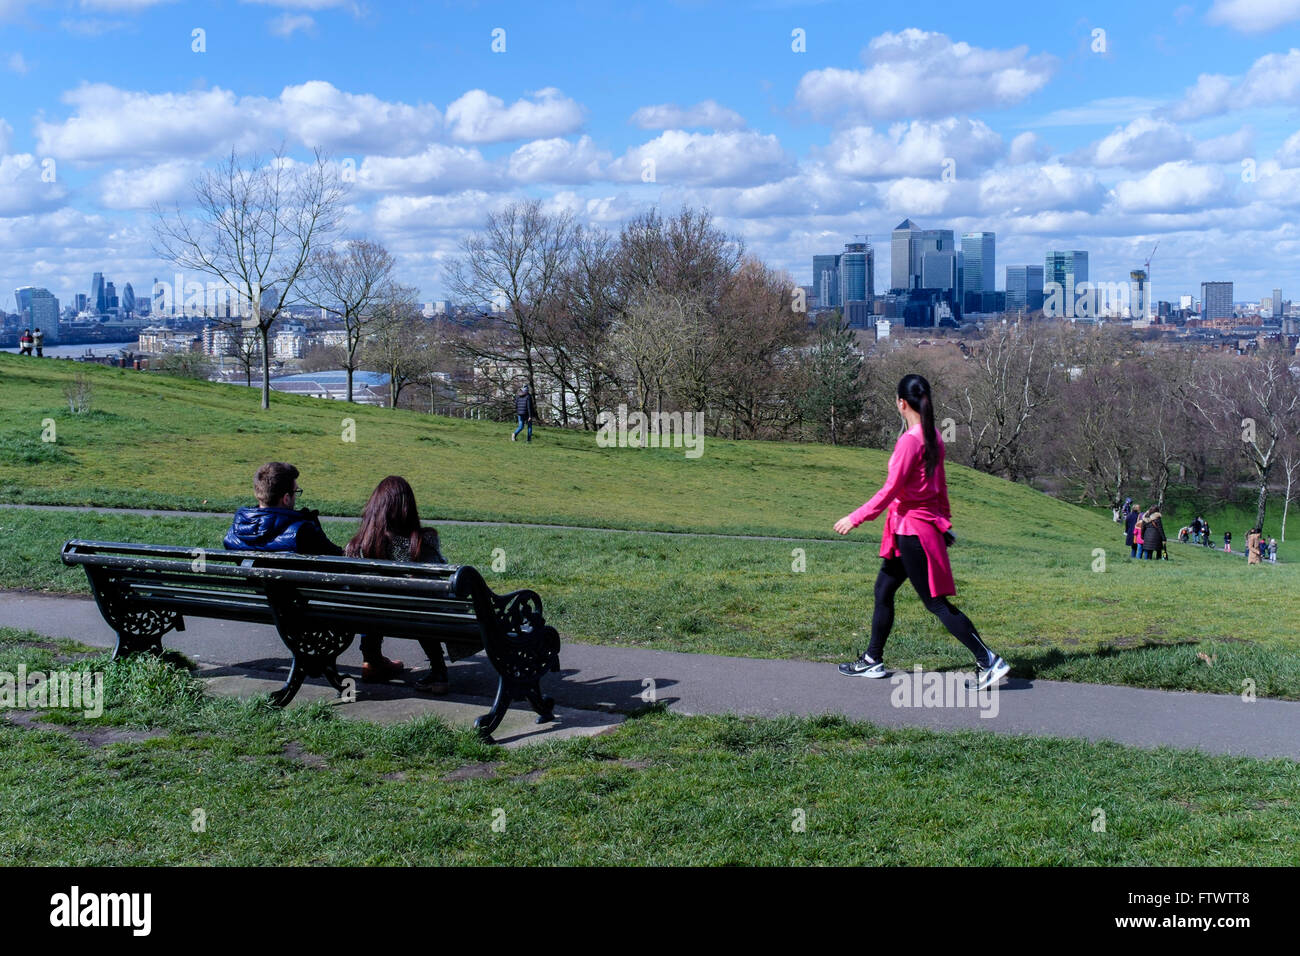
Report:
868,534,992,668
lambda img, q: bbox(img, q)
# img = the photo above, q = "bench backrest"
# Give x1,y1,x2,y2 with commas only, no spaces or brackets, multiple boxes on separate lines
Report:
61,540,494,645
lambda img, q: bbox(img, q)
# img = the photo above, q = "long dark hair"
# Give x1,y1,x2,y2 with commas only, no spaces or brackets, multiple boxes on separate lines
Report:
346,476,427,560
898,373,940,474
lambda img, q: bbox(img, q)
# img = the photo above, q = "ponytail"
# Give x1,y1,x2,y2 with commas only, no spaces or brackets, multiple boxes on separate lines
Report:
898,373,940,474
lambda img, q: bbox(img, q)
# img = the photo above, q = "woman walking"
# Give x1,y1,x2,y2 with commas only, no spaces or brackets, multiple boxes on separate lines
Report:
834,374,1010,691
346,476,453,693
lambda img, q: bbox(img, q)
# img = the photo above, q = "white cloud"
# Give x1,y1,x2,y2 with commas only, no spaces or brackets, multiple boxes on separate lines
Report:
36,84,257,161
1255,159,1300,205
1194,126,1253,162
6,51,28,73
506,136,609,184
1008,131,1047,163
35,81,443,162
98,159,200,209
369,192,499,232
1074,117,1193,169
0,119,10,154
1278,129,1300,166
276,81,441,153
607,129,792,186
1207,0,1300,32
269,13,315,36
978,163,1105,215
0,154,69,216
1112,161,1228,213
356,144,496,193
796,29,1056,123
880,177,971,217
1173,49,1300,120
445,88,585,144
820,118,1004,180
629,100,746,130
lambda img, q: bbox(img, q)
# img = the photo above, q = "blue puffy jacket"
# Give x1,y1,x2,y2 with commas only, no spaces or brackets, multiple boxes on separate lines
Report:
223,506,343,555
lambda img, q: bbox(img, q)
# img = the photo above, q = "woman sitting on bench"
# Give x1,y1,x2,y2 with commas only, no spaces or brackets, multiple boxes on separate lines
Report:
346,476,452,694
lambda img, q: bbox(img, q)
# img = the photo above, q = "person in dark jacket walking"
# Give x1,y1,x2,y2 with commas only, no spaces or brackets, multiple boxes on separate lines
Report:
512,384,538,442
1125,503,1142,558
223,463,403,682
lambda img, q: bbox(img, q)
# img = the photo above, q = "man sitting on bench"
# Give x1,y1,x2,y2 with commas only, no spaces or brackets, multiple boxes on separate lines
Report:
223,462,343,557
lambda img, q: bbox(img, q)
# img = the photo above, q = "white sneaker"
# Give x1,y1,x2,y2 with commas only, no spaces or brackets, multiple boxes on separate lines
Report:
967,654,1011,691
839,654,889,678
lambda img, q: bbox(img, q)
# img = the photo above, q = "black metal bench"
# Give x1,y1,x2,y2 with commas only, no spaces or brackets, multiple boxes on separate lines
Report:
60,540,562,739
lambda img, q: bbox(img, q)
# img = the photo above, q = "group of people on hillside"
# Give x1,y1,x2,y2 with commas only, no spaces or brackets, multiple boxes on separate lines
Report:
1120,500,1280,563
1123,501,1169,560
223,462,452,693
16,328,44,356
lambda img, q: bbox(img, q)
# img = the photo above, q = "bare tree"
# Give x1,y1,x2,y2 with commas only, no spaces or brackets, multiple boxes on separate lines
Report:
302,238,396,402
947,322,1059,481
363,287,437,408
154,146,344,409
445,199,576,399
1189,345,1300,529
533,226,622,429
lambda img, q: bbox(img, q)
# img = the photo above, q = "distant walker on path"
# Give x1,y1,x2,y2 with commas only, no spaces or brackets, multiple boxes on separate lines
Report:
512,384,539,443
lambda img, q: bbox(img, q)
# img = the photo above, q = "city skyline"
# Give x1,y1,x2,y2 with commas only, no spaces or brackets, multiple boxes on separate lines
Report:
2,2,1300,305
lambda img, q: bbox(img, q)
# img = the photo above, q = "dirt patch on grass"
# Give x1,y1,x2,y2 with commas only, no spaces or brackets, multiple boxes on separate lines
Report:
282,741,328,768
442,761,503,782
2,710,166,747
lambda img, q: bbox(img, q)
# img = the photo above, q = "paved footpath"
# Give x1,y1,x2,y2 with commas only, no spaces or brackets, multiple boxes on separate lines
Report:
3,590,1299,761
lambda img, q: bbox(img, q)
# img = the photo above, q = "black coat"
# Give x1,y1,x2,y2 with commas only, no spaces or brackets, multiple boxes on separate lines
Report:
515,391,537,418
1143,514,1166,549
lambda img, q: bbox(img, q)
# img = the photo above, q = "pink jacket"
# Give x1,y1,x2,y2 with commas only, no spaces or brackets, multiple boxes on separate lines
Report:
847,423,956,597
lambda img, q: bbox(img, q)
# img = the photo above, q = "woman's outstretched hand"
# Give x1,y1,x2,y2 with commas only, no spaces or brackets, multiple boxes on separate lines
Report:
833,516,855,535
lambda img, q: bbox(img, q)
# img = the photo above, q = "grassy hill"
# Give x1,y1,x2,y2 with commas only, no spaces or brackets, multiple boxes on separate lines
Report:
3,352,1298,697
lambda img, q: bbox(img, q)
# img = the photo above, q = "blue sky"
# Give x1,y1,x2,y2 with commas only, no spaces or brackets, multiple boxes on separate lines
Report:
3,0,1300,308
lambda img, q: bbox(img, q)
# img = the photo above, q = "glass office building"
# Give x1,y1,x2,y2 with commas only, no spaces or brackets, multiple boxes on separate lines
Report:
1006,265,1044,312
812,254,841,309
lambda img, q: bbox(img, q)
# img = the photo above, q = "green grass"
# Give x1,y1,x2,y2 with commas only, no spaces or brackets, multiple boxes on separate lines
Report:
2,633,1297,865
6,507,1300,698
0,353,1111,543
4,353,1299,697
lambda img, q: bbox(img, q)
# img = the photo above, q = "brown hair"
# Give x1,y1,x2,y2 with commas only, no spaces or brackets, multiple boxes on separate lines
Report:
345,476,426,560
254,462,299,507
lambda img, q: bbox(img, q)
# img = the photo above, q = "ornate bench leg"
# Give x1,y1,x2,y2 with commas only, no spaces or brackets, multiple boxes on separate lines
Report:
112,631,164,659
526,687,555,724
268,658,308,707
474,678,511,739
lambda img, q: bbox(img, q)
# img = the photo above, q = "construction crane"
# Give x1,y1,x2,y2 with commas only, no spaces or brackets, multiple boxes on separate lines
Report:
1133,242,1159,320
